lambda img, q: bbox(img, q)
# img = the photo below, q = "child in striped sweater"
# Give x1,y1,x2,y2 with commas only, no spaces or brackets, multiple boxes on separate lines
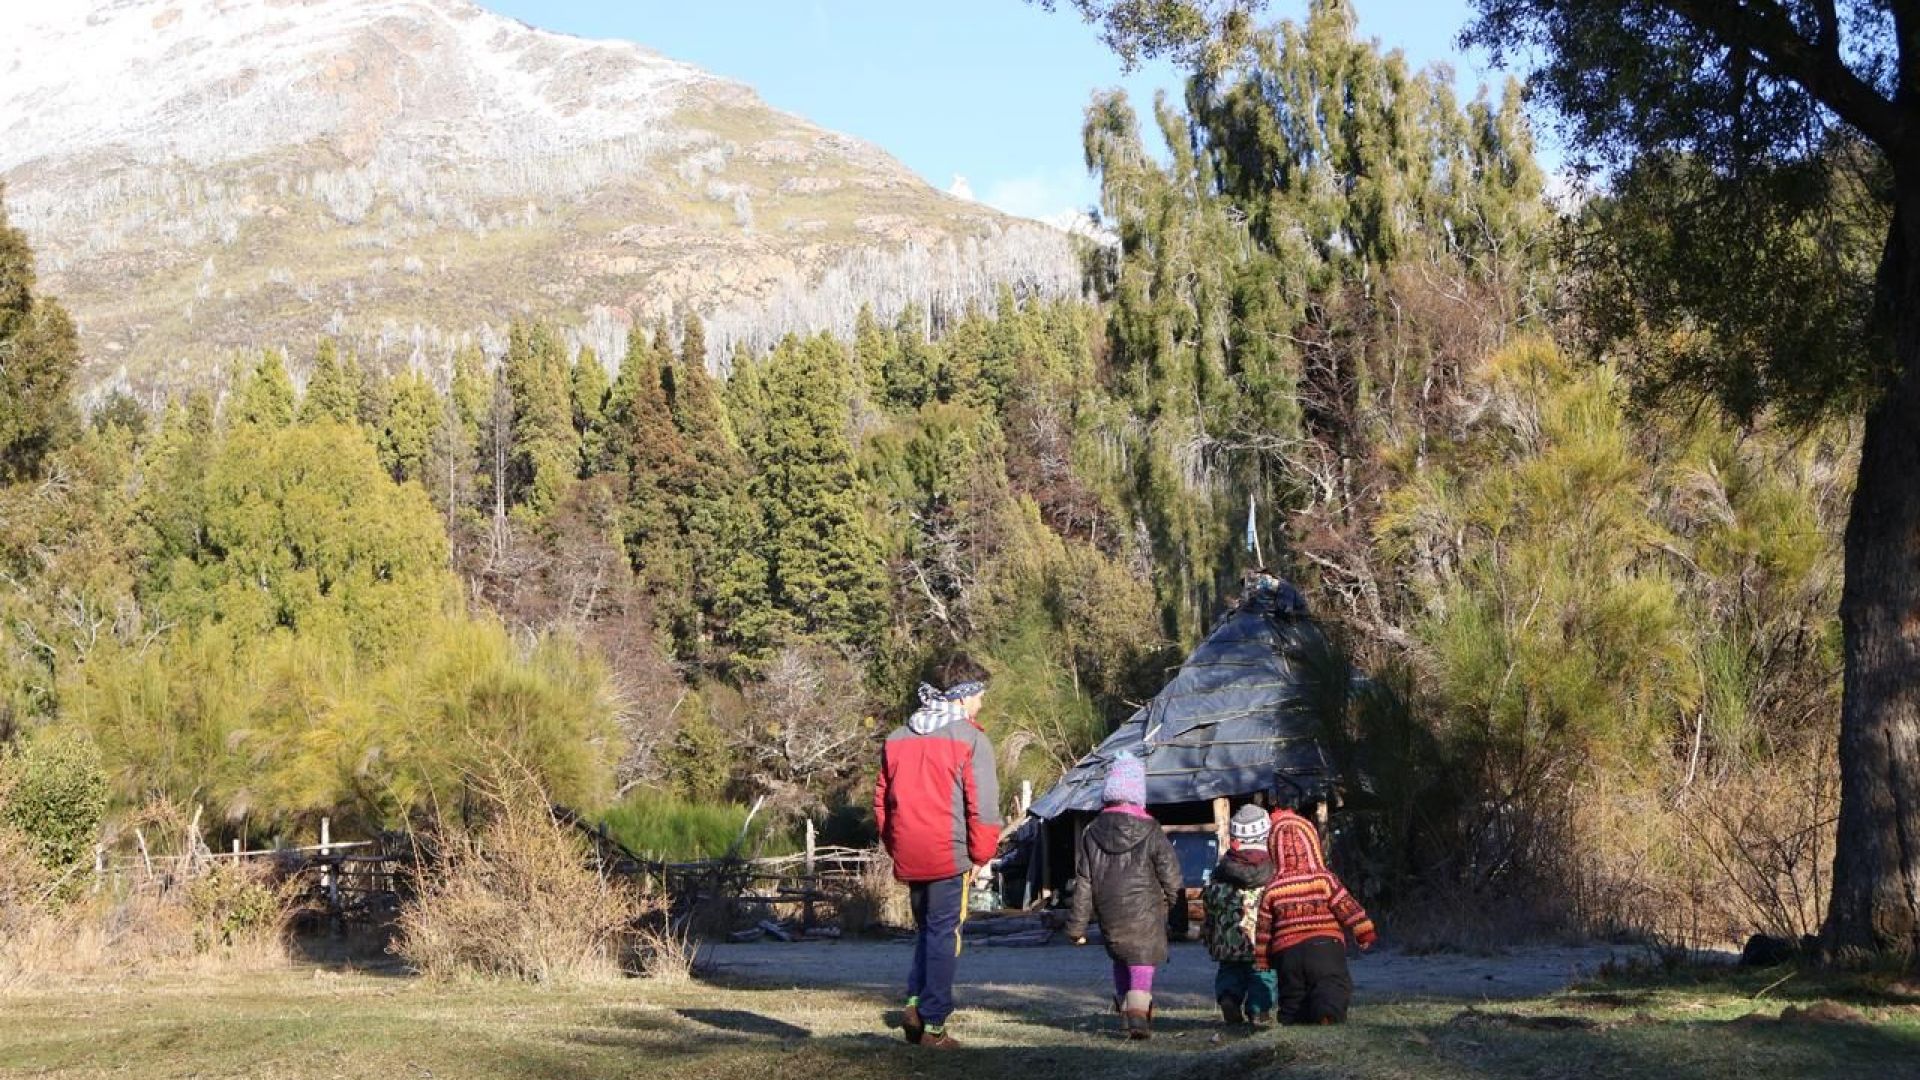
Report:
1252,807,1376,1024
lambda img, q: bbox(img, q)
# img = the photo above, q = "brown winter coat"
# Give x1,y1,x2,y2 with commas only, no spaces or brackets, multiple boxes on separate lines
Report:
1063,808,1184,966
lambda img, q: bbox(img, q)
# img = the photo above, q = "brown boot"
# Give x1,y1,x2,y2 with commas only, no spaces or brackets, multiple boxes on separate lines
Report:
901,1002,924,1044
920,1027,962,1049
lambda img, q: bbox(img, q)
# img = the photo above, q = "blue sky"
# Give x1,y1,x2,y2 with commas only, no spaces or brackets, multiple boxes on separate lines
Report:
488,1,1513,222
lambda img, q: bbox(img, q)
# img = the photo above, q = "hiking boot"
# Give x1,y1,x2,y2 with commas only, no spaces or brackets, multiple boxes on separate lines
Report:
901,1002,924,1044
1249,1011,1273,1028
1220,998,1246,1025
919,1028,961,1049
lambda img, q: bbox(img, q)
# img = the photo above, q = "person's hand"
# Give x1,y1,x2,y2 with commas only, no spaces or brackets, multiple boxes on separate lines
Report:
1073,936,1088,946
1354,926,1377,952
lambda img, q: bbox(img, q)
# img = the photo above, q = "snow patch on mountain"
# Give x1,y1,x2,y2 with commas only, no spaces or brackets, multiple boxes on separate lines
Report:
0,0,711,172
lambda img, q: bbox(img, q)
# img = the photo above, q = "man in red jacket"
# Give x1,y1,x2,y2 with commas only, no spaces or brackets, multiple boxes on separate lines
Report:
874,656,1001,1049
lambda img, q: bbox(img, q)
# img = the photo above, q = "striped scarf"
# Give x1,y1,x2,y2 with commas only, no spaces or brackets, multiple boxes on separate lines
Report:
906,681,985,734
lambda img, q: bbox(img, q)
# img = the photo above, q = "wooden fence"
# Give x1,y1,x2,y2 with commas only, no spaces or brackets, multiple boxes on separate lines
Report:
88,810,895,935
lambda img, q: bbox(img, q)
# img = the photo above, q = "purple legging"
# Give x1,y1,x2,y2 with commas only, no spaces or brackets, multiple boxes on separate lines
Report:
1112,960,1156,998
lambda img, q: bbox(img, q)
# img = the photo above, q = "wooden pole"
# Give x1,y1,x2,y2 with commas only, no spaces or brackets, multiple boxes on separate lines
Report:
1212,796,1231,856
804,818,816,878
134,828,153,880
320,817,338,914
1019,780,1033,820
1036,818,1051,904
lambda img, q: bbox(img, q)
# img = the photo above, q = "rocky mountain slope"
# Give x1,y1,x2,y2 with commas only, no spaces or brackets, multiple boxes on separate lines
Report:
0,0,1081,395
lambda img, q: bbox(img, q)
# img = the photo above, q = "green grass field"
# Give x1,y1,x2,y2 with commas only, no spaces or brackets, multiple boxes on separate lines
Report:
3,964,1916,1079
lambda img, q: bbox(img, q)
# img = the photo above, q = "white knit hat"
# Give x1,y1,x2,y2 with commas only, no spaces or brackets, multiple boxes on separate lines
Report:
1229,804,1271,844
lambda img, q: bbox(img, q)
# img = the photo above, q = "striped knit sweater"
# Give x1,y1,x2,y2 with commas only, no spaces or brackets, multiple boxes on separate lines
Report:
1251,809,1376,969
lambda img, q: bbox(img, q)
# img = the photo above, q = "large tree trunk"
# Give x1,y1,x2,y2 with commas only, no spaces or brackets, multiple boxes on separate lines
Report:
1824,200,1920,966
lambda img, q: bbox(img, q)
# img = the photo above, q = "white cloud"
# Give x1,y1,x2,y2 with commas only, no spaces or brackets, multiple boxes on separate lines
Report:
978,169,1096,224
947,174,975,201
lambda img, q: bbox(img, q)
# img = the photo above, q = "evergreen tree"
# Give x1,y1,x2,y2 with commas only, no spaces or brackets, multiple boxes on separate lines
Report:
503,321,579,517
0,191,79,483
300,338,358,425
883,305,939,410
1467,0,1920,966
230,350,296,429
1075,0,1548,639
379,371,442,485
149,422,456,659
738,334,889,655
617,328,697,643
138,393,217,587
354,351,389,432
450,343,490,447
570,346,610,475
939,303,993,408
664,313,758,652
852,304,891,403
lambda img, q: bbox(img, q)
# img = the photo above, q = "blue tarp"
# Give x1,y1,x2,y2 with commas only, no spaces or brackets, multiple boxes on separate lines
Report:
1026,579,1339,820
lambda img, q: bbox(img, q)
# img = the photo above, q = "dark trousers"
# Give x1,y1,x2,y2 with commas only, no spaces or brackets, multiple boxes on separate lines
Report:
1215,960,1278,1018
1273,937,1353,1024
907,874,967,1026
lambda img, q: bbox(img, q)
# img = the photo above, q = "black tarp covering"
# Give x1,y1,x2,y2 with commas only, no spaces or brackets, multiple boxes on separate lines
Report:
1026,578,1339,820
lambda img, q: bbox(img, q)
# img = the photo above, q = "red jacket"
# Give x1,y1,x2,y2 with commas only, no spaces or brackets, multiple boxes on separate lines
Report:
1252,809,1375,968
874,713,1001,883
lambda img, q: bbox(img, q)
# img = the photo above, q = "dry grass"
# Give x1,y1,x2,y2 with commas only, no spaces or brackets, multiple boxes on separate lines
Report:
839,847,910,935
1372,743,1840,956
0,815,298,991
393,800,649,984
0,960,1915,1080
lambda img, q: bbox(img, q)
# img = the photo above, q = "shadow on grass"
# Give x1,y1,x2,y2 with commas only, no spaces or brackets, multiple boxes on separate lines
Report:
1378,994,1920,1080
675,1008,812,1039
287,925,411,977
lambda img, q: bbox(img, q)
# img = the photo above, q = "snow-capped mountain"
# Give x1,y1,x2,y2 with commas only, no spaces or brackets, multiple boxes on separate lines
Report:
0,0,1081,393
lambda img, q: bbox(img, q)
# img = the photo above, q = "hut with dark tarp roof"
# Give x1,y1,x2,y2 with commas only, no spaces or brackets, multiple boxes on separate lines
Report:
1002,576,1357,911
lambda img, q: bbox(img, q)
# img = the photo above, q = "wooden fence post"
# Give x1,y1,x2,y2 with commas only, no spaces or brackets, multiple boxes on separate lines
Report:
804,819,816,878
1212,796,1231,856
320,817,338,914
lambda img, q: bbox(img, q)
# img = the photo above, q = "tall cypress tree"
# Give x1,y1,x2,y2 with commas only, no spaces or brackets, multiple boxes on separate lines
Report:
502,320,579,517
0,189,78,484
231,350,296,430
617,327,697,642
739,334,888,654
570,345,610,476
353,350,389,433
852,304,891,404
379,371,441,485
300,338,357,425
664,313,757,653
884,306,938,410
450,344,489,448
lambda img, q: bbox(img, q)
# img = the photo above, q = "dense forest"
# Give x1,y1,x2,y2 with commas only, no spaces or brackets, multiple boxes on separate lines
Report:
0,1,1864,947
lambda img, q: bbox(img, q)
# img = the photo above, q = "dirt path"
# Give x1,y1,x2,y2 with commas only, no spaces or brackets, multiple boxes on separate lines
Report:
708,938,1637,1010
